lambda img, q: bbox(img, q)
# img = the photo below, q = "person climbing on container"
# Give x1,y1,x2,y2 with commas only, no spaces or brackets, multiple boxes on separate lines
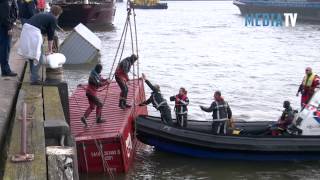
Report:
271,101,295,136
81,64,111,126
296,67,320,107
139,73,173,126
200,90,232,135
115,54,138,109
170,87,189,127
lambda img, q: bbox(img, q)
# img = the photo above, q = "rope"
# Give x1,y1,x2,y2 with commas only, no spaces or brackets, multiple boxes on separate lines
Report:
82,142,89,173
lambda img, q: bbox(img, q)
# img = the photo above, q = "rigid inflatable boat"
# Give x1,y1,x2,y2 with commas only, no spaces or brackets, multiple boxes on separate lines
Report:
135,91,320,161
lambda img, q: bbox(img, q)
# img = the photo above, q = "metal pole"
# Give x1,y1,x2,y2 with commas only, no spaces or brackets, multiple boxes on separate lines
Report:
11,102,34,163
21,102,27,155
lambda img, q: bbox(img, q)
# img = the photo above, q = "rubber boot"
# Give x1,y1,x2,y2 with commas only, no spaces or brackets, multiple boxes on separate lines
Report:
96,117,105,123
124,100,131,108
120,99,126,110
81,116,88,127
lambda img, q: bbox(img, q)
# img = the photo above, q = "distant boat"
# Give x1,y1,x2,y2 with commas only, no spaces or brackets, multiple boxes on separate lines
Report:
233,0,320,21
52,0,116,27
133,0,168,9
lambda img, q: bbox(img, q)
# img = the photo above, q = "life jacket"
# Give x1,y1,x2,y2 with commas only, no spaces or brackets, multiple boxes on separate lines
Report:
174,94,189,114
303,73,317,87
212,100,230,121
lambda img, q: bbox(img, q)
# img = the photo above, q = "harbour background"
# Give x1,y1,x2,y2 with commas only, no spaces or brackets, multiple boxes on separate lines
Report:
60,1,320,179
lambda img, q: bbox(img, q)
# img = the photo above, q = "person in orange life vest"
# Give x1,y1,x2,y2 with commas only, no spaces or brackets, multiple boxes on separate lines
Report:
296,67,320,107
170,87,189,127
115,54,138,109
81,64,110,127
271,101,294,136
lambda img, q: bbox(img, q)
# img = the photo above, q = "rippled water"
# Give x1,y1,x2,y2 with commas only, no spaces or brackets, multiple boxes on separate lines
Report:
62,1,320,179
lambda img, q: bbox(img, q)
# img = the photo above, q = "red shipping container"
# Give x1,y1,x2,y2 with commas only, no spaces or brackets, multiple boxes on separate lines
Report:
69,79,147,173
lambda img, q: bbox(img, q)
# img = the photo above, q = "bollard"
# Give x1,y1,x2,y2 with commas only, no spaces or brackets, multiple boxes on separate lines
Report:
46,67,64,83
11,103,34,162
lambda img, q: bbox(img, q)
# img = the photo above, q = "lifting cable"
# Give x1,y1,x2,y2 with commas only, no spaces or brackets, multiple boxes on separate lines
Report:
101,1,139,107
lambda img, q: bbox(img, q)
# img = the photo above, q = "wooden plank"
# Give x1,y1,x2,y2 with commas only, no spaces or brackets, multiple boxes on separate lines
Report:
3,63,47,180
43,87,66,122
43,86,69,141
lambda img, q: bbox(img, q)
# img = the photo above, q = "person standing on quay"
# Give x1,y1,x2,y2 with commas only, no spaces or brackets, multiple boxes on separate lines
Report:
18,5,62,85
0,0,18,77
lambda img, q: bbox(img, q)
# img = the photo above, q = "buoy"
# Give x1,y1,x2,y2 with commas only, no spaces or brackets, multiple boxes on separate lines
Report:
44,53,66,69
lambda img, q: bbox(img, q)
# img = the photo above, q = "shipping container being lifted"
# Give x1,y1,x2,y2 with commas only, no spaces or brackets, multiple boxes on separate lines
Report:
69,79,147,173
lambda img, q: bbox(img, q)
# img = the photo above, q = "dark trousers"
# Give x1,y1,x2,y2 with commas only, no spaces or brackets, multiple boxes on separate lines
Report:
176,113,187,127
212,121,227,135
0,26,12,75
84,93,103,118
115,76,128,101
160,107,173,126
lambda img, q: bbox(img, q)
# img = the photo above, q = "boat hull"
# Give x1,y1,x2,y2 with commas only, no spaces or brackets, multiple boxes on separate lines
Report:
233,0,320,22
136,115,320,161
133,3,168,9
54,2,116,27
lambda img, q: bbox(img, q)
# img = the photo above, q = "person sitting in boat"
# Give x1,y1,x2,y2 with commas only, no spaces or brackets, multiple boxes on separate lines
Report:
200,91,232,135
271,101,295,136
170,87,189,127
296,67,320,107
81,64,110,127
115,54,138,109
139,73,173,126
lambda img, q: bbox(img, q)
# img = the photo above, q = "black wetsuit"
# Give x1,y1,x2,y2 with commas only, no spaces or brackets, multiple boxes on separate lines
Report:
115,56,134,108
141,80,173,125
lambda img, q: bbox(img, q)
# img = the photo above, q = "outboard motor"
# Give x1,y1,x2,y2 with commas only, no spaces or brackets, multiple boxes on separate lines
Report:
297,90,320,135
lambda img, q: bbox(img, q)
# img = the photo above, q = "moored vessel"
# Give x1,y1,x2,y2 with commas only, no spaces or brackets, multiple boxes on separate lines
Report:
133,0,168,9
52,0,116,27
233,0,320,21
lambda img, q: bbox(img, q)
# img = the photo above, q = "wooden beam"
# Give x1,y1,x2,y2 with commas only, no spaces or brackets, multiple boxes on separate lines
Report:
43,86,69,142
3,62,47,180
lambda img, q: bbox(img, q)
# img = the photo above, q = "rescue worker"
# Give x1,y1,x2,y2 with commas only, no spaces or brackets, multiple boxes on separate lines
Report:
139,73,173,125
81,64,110,126
115,54,138,109
170,87,189,127
200,91,232,135
296,67,319,107
271,101,294,136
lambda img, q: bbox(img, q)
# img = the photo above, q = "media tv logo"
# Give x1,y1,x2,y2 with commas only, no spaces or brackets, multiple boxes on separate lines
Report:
245,13,298,27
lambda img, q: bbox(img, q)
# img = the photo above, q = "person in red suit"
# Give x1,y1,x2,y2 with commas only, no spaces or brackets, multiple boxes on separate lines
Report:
296,67,319,107
115,54,138,109
81,64,110,127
